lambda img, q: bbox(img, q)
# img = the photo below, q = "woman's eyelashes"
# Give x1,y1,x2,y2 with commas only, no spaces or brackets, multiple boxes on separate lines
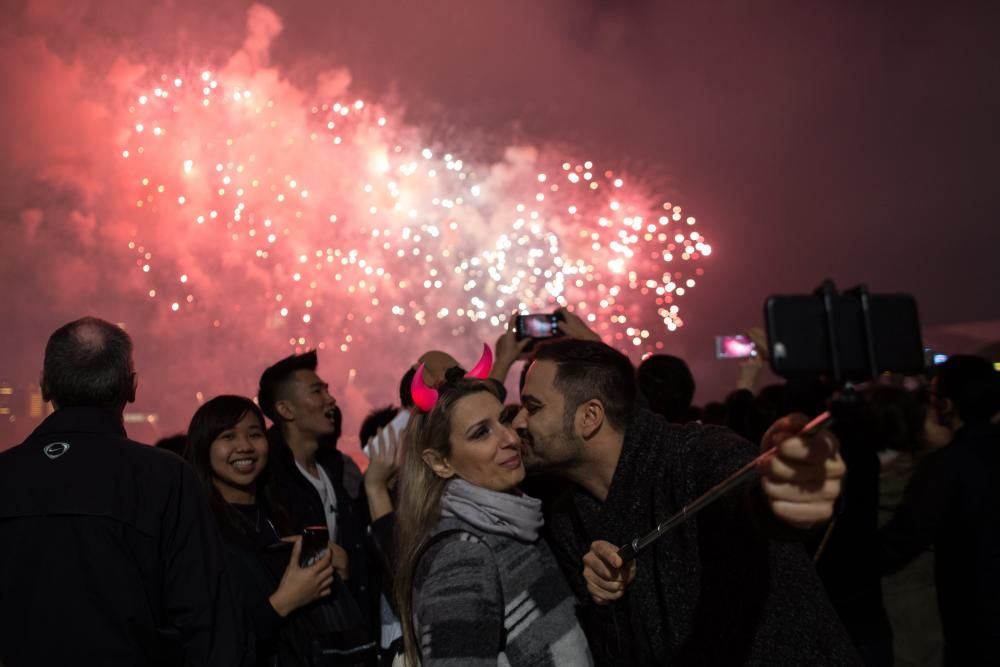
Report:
469,418,513,442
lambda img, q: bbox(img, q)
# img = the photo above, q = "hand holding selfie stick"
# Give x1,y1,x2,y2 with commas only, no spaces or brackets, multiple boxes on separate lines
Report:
617,411,834,564
617,281,921,565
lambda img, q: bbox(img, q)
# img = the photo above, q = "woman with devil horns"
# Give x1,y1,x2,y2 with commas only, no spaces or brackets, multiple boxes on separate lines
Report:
392,344,592,666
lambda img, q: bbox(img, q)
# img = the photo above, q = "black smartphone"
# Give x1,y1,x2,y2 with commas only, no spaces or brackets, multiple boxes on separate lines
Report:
765,291,924,380
300,525,329,567
515,313,560,340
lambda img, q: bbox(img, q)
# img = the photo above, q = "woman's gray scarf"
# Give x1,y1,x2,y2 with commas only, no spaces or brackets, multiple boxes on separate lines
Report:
440,478,544,543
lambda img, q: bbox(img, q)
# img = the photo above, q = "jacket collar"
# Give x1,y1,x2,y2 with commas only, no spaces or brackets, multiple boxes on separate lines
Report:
267,425,343,473
31,406,127,439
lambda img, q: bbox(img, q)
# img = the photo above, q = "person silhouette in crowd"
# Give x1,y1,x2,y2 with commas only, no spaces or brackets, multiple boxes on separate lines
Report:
880,355,1000,666
636,354,697,423
358,404,407,659
0,317,247,666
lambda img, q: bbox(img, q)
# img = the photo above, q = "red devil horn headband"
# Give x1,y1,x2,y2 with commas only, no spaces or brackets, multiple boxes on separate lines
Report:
410,343,494,412
465,343,493,379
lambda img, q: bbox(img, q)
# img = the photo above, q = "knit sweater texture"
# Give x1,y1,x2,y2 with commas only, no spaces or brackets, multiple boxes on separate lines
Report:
545,409,862,666
413,515,592,666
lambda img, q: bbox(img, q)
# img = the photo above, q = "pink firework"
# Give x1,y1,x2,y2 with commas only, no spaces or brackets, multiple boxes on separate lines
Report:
122,66,713,364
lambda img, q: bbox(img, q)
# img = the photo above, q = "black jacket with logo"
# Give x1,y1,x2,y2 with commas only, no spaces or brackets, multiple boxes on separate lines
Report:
0,407,249,667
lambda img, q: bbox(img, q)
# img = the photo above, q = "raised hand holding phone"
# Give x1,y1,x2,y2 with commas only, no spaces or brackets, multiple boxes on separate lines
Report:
715,334,756,359
514,313,561,340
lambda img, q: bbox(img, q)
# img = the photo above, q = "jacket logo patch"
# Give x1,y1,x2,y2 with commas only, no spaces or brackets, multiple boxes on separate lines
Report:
43,442,71,460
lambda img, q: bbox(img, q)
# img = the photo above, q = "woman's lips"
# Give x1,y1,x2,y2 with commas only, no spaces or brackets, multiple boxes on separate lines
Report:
230,458,257,474
498,453,522,469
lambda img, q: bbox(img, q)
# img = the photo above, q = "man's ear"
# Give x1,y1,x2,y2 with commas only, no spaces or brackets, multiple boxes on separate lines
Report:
276,399,295,422
39,371,49,403
421,449,455,480
127,373,137,404
576,399,606,440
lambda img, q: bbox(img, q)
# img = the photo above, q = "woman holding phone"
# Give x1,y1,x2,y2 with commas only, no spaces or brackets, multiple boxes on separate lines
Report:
186,395,348,665
394,362,592,666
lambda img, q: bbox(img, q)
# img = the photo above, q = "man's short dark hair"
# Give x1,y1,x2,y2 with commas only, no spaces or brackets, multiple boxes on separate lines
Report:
42,317,135,410
637,354,695,423
532,339,636,431
258,351,318,424
935,355,1000,425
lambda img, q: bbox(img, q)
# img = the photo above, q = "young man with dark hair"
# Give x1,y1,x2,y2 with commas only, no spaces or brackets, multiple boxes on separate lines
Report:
514,338,858,665
257,351,379,650
880,355,1000,665
0,317,247,666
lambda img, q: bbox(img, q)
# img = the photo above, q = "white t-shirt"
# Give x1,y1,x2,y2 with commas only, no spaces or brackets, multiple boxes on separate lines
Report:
295,460,339,545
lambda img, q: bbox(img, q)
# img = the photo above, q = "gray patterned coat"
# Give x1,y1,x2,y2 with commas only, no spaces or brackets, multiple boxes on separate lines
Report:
412,515,593,666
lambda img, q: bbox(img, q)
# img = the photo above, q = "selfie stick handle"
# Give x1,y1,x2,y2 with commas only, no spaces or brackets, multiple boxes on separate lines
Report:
617,411,834,564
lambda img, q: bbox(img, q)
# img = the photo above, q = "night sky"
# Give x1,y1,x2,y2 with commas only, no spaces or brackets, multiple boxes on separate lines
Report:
2,0,998,452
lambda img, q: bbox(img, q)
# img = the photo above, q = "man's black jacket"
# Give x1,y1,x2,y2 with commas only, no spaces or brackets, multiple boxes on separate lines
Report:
266,427,380,635
0,407,248,666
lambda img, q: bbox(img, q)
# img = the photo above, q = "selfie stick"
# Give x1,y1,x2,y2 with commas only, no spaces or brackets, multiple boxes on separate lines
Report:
617,411,834,564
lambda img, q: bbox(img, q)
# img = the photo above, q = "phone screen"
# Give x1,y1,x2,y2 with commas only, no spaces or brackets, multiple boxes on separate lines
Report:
715,335,756,359
517,314,558,339
300,526,329,567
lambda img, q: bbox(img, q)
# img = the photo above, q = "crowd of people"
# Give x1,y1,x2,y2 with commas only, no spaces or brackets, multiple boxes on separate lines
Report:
0,311,997,667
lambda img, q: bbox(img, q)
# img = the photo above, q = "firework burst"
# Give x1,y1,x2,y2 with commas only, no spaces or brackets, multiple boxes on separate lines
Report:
122,65,712,364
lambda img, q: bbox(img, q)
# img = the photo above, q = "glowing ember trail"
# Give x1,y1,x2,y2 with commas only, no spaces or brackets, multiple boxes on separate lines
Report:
122,66,712,360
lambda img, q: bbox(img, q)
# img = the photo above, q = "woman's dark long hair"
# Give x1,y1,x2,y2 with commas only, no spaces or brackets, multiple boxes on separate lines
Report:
186,395,292,545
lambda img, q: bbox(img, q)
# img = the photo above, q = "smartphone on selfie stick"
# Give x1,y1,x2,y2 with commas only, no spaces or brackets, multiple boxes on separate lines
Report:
618,281,925,564
765,281,924,381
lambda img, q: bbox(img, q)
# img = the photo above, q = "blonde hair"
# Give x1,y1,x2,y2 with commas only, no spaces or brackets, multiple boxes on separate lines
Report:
393,378,501,666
